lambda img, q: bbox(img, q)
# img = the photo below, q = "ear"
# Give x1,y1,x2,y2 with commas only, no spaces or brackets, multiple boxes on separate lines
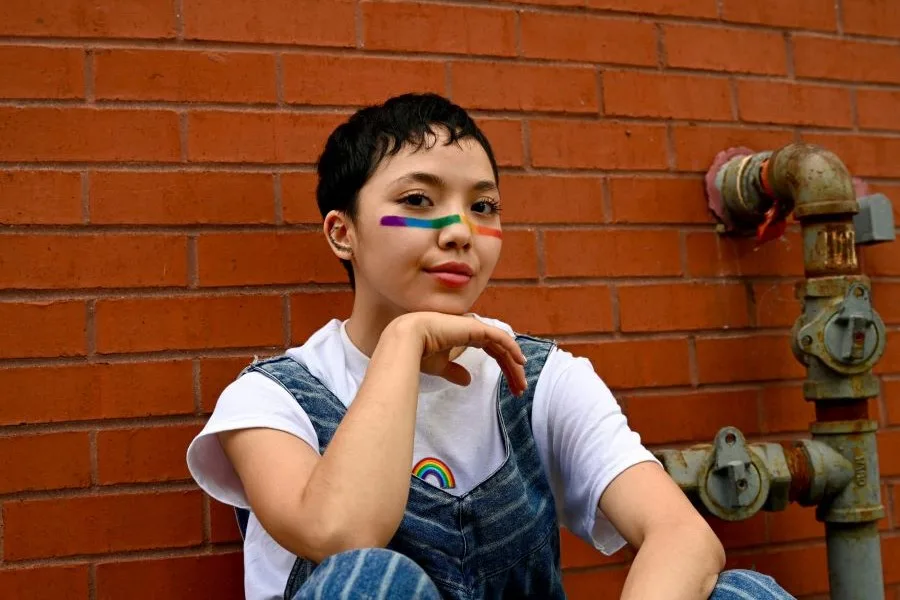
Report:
323,210,354,261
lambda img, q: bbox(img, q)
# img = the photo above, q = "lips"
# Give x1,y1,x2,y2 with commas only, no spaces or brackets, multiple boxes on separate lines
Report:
425,262,474,288
426,262,474,277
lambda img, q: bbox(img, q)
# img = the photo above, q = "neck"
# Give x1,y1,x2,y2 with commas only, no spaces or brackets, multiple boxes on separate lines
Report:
344,288,405,358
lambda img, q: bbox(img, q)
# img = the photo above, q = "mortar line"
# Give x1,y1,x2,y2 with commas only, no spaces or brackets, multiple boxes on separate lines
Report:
81,171,91,224
193,359,202,414
83,48,95,104
174,0,185,40
275,52,285,107
187,235,199,289
85,300,96,357
273,172,284,225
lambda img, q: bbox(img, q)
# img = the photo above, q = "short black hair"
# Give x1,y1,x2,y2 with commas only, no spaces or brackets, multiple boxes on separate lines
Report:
316,93,500,287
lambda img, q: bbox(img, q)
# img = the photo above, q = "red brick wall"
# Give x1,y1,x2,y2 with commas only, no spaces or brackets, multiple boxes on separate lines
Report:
1,1,898,598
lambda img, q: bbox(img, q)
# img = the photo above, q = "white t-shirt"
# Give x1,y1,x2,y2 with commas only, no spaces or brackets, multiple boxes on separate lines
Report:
187,315,657,600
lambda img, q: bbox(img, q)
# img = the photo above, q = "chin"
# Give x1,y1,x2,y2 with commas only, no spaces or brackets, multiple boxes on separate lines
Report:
404,293,475,316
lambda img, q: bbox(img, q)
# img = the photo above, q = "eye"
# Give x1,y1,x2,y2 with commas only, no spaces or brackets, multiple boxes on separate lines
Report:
472,198,501,216
400,193,433,208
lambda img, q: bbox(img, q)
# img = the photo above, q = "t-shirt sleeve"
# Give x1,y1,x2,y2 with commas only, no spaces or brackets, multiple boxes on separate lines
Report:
186,370,320,509
532,348,659,555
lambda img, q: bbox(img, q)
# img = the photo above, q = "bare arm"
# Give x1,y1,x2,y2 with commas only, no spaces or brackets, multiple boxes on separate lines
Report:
600,462,725,600
220,313,527,563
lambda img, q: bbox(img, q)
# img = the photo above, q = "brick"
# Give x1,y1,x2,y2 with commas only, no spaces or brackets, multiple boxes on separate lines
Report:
0,432,91,494
98,424,201,485
727,544,828,596
878,331,900,375
0,46,83,99
282,172,321,224
95,295,283,353
671,125,794,172
0,0,175,38
0,171,82,225
705,513,767,549
586,0,716,17
696,334,804,384
609,177,709,224
884,380,900,426
767,504,824,543
0,301,85,359
3,491,203,560
94,49,276,103
0,361,195,426
664,25,787,75
721,0,837,30
0,234,188,289
753,282,799,328
618,283,750,332
604,71,732,121
197,232,345,286
873,283,900,324
879,429,900,476
453,63,598,114
562,567,628,599
802,133,900,178
0,565,90,600
842,0,900,38
520,12,657,65
737,81,852,128
685,231,804,277
478,119,524,167
530,120,668,170
187,111,344,164
90,171,275,225
200,356,255,412
290,291,354,344
284,54,444,106
209,498,243,543
473,285,613,335
894,483,900,525
97,553,243,600
794,36,900,85
857,89,900,131
885,533,900,586
493,229,539,280
500,175,604,224
626,389,759,445
759,384,812,433
544,230,682,278
183,0,354,45
362,2,515,57
0,108,179,162
560,528,630,569
562,338,692,389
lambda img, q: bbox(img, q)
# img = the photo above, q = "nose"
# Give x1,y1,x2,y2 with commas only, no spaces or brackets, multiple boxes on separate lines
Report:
437,214,473,250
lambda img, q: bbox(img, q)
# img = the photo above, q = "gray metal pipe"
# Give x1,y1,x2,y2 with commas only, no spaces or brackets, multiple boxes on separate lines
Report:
693,143,891,599
825,522,884,600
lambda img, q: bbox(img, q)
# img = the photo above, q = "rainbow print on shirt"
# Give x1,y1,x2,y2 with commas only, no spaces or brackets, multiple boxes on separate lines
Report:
413,457,456,490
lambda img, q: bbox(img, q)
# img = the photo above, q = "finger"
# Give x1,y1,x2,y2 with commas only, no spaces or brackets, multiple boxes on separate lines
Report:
469,323,525,364
440,361,472,387
483,343,527,396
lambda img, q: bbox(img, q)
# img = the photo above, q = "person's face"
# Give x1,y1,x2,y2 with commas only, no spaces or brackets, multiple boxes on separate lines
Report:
331,129,502,318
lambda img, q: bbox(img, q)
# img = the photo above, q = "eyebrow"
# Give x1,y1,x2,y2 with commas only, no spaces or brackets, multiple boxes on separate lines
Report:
393,171,498,193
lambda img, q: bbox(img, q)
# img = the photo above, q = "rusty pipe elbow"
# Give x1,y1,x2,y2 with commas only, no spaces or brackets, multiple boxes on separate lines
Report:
767,144,858,220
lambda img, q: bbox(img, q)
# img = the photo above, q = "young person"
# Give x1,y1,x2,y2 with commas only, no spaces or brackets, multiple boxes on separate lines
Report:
187,94,794,600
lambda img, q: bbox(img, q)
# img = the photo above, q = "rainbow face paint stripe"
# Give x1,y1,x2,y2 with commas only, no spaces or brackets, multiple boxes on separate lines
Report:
380,214,502,239
413,457,456,489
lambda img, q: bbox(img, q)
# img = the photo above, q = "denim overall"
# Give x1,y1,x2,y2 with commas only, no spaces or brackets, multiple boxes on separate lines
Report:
244,335,565,600
236,337,798,600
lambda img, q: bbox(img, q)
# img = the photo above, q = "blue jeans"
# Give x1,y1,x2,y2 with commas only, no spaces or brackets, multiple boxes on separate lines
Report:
291,548,797,599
